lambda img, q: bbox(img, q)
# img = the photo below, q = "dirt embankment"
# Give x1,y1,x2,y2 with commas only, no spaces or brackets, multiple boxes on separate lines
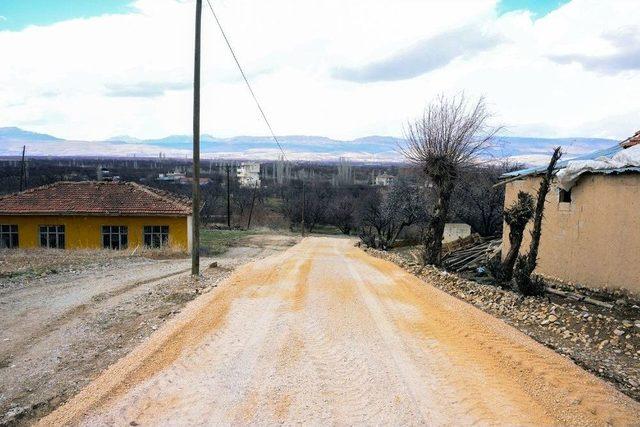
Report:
41,237,640,426
0,234,298,426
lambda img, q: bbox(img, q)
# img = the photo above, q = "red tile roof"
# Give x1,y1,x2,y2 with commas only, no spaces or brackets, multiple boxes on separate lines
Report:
0,181,192,216
621,130,640,148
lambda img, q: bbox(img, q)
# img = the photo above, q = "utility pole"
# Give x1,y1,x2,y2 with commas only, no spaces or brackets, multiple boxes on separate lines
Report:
191,0,202,276
301,180,306,237
226,164,232,228
19,145,26,191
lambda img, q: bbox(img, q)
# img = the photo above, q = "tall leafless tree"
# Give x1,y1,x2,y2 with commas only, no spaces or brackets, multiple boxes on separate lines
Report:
401,93,501,265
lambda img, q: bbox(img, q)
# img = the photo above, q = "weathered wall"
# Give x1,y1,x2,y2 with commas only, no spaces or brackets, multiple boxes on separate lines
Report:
0,215,189,251
443,223,472,243
502,174,640,294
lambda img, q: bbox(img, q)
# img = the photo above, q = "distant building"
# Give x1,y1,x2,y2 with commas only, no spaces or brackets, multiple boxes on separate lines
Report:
0,181,192,252
158,170,187,182
375,173,395,187
499,130,640,294
237,162,261,187
158,170,209,186
97,166,120,182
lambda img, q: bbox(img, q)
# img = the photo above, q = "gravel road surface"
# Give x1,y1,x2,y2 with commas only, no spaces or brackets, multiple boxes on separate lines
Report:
42,237,640,425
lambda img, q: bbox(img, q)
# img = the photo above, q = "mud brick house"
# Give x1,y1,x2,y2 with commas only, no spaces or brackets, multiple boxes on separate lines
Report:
499,130,640,294
0,181,192,251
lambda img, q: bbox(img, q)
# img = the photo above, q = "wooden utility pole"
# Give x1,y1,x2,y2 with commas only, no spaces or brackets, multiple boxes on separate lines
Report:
191,0,202,276
226,164,231,228
246,182,258,230
19,145,26,191
301,180,306,237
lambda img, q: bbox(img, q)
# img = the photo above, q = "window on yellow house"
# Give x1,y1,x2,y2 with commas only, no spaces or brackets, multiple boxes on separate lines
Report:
0,225,19,249
102,226,128,250
143,225,169,248
40,225,65,249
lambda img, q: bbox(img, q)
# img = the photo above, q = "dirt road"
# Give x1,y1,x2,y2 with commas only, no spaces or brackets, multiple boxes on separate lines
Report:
42,237,640,425
1,234,297,424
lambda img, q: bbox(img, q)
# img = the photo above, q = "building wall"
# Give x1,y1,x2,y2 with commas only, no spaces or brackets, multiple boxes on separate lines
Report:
0,215,189,251
502,174,640,294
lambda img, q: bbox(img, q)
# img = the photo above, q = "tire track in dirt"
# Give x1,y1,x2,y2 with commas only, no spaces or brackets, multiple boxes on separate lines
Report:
40,238,640,426
349,248,640,425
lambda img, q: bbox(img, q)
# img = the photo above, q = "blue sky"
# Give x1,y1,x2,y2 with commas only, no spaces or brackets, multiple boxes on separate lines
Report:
0,0,571,31
497,0,571,17
0,0,133,31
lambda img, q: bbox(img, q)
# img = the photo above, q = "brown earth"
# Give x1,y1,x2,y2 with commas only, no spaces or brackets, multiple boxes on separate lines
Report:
41,237,640,426
0,234,297,425
378,246,640,401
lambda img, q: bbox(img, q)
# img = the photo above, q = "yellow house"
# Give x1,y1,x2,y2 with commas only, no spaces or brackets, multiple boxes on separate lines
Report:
0,181,192,252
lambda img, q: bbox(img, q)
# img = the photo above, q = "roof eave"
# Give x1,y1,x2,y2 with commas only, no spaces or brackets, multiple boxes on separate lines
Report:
0,211,191,217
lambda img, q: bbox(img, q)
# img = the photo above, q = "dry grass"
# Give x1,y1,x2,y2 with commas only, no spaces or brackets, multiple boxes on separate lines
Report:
0,247,188,280
0,248,127,279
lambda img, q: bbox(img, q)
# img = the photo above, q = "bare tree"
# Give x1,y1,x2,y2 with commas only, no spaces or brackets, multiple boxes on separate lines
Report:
328,195,356,235
401,93,500,265
356,178,429,249
451,164,509,236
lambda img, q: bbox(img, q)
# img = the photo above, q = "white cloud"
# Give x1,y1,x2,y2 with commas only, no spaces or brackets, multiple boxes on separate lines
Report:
333,24,504,82
0,0,639,143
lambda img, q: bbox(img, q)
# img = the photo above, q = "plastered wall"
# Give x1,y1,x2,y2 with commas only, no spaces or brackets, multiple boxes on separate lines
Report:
0,215,189,252
502,174,640,294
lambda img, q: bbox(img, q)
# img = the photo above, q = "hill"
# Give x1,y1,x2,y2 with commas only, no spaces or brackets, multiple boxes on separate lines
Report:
0,127,619,165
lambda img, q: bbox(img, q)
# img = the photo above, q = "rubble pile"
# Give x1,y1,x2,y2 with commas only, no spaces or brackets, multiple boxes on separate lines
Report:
365,247,640,401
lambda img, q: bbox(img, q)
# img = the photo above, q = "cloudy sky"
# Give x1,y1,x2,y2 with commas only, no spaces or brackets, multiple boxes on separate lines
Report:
0,0,639,141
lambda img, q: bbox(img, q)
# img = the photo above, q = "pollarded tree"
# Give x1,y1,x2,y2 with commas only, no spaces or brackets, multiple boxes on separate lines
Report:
500,191,534,282
514,147,563,296
401,93,500,266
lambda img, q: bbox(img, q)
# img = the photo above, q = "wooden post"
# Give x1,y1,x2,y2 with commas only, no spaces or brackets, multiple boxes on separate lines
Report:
191,0,202,276
19,145,26,191
226,164,232,228
246,182,258,230
301,180,305,237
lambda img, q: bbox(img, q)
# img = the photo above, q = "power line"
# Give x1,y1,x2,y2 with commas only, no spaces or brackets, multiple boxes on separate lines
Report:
204,0,287,161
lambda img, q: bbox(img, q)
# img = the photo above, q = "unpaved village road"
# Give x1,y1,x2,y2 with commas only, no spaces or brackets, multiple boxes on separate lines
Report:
42,237,640,426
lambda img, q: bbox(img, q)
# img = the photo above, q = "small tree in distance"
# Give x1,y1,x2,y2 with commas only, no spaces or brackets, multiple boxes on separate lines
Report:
401,93,501,266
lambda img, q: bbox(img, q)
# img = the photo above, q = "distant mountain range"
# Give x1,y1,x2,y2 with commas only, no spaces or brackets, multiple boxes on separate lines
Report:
0,126,620,165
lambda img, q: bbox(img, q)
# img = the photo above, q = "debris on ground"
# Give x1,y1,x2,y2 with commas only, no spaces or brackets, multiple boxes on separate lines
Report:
441,236,501,272
365,247,640,402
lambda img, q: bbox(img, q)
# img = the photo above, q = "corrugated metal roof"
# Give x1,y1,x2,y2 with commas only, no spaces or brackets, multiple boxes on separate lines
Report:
501,144,625,178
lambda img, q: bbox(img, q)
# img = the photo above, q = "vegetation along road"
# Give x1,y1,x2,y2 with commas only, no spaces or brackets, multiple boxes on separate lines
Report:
42,237,640,425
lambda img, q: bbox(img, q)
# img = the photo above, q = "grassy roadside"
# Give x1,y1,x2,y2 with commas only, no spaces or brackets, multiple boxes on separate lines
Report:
199,228,259,256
